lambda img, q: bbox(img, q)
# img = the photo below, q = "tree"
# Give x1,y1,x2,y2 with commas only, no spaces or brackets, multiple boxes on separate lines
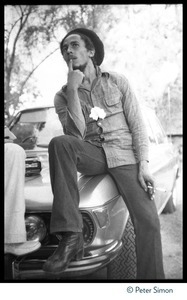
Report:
5,5,62,122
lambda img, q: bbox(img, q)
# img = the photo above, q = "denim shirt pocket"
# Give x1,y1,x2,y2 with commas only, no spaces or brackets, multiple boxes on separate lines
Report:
103,82,122,107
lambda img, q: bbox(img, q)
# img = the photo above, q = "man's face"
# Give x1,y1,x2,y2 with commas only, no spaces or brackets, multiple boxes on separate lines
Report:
61,34,94,71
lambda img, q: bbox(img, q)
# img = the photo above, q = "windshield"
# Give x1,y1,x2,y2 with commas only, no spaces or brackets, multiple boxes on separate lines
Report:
9,107,64,150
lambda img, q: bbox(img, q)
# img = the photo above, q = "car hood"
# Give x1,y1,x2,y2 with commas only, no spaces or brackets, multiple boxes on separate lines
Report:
24,148,119,212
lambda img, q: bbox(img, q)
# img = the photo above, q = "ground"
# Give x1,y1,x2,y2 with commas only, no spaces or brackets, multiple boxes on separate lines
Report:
160,163,183,279
160,205,182,279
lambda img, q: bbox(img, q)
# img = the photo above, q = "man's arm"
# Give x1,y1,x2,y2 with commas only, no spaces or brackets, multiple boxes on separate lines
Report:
116,74,155,191
54,60,86,139
66,59,86,138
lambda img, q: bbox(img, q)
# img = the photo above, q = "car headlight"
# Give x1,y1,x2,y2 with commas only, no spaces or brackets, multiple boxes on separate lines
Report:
25,215,47,242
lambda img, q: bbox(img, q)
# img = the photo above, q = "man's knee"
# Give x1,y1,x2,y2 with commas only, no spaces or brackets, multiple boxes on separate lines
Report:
48,135,77,153
5,143,26,160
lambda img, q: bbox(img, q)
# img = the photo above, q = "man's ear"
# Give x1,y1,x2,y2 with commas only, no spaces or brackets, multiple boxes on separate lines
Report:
89,50,95,58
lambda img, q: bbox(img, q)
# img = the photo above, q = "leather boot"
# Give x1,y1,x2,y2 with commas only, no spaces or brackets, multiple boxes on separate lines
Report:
43,232,84,276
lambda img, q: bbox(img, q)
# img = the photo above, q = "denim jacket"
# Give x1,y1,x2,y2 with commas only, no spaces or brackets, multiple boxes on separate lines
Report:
54,67,149,168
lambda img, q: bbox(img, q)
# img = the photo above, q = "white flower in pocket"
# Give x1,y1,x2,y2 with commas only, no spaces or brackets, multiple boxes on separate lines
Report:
89,107,106,120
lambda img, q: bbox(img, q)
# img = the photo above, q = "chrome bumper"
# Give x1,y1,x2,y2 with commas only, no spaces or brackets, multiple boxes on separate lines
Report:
12,240,122,280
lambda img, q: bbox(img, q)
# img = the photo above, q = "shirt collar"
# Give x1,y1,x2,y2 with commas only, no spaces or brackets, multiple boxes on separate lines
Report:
96,66,109,78
80,66,109,89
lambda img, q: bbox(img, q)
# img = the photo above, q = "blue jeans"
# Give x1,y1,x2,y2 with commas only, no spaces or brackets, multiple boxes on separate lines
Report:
48,135,165,279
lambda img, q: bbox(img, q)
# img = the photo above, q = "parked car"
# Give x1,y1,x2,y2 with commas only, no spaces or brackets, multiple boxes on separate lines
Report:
4,105,179,280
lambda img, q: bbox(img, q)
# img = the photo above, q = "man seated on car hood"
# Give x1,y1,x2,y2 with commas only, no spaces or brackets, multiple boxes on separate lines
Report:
43,28,165,280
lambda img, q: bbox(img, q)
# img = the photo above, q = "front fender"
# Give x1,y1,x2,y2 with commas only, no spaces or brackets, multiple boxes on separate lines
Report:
79,174,120,208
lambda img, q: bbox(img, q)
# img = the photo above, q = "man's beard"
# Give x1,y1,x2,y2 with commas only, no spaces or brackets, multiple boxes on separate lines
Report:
73,62,87,72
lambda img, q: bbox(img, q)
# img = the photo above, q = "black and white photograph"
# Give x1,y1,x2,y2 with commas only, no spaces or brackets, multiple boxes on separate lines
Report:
4,3,183,299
